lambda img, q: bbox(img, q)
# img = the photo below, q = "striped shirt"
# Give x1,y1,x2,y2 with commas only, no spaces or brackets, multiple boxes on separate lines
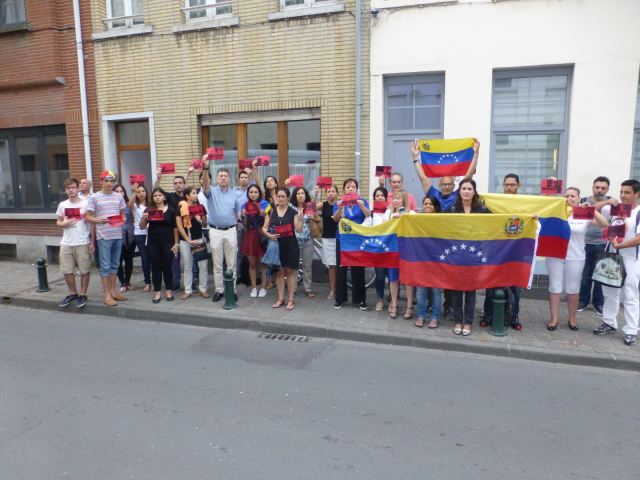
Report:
87,191,126,240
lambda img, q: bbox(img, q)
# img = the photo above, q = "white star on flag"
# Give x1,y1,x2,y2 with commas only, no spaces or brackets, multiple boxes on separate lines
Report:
469,246,476,252
481,257,487,263
444,249,450,255
477,251,483,257
460,243,466,250
452,245,458,251
439,255,445,260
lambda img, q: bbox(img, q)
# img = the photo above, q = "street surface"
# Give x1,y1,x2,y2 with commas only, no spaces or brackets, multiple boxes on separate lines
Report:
1,306,638,480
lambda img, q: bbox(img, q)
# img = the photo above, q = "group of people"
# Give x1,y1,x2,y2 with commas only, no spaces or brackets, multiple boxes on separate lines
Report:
54,141,640,346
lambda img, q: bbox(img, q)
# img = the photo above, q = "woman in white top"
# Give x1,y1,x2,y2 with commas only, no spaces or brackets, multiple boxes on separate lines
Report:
546,187,608,331
367,187,389,312
130,183,151,292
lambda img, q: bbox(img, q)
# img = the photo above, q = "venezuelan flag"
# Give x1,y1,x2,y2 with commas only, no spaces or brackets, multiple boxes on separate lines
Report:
481,193,570,259
398,214,537,290
339,218,399,268
259,198,272,214
417,138,475,178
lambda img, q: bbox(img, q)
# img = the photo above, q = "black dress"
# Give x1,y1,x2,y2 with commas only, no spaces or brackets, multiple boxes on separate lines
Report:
146,207,177,292
270,206,300,270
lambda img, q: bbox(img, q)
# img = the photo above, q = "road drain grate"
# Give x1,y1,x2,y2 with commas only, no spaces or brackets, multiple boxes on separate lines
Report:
260,333,309,342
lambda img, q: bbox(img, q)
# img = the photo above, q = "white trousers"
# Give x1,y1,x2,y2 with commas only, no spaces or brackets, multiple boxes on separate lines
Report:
300,240,314,293
602,255,640,335
179,240,208,294
546,258,584,294
210,227,237,293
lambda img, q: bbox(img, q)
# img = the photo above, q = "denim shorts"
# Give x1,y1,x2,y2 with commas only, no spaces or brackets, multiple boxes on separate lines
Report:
98,238,123,277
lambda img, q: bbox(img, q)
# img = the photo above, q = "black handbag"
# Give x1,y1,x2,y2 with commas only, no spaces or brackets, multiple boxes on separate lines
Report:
189,228,208,262
592,248,626,288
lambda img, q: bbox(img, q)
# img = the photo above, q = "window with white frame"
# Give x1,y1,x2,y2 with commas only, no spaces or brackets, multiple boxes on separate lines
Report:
0,0,26,27
184,0,232,21
106,0,144,29
490,67,572,194
281,0,332,9
631,79,640,180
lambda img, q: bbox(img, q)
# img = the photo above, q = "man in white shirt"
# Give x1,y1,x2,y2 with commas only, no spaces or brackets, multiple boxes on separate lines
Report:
56,178,93,308
593,179,640,346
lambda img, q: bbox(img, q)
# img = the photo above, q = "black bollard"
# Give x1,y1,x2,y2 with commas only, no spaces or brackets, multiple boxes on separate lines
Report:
223,269,237,310
489,288,507,336
35,257,51,293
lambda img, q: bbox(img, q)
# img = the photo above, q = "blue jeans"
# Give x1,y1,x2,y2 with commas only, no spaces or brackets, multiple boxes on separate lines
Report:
452,290,476,325
579,243,605,309
134,235,151,284
416,287,441,320
98,238,122,277
374,267,387,300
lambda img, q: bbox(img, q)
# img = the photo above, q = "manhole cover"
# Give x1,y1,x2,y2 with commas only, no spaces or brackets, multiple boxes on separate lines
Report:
259,332,309,342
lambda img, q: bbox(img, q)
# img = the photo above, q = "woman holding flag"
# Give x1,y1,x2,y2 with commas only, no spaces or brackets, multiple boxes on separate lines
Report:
415,195,443,329
176,187,209,300
366,186,389,311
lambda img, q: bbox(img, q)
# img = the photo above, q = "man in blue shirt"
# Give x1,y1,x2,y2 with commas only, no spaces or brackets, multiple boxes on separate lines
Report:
409,139,479,212
201,160,241,302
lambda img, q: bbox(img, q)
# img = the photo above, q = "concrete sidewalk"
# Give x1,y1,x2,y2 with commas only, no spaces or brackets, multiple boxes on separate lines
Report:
1,260,638,371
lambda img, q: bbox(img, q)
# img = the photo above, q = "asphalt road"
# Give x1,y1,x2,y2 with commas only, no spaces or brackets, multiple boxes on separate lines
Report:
1,306,638,480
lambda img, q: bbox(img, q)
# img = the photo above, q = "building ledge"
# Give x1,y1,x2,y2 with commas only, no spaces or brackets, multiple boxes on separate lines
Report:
0,213,57,220
172,16,239,33
0,77,65,92
0,22,29,35
267,3,345,21
92,24,153,41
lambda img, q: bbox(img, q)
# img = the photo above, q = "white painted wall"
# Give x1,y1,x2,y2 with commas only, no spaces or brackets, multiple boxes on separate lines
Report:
370,0,640,194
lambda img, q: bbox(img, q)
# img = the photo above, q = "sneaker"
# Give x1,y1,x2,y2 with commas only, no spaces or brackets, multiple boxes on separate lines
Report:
359,302,368,311
250,288,258,298
593,322,617,335
593,305,603,316
258,288,267,298
212,292,223,303
59,294,78,308
334,302,343,310
623,334,637,346
75,295,88,309
576,304,588,312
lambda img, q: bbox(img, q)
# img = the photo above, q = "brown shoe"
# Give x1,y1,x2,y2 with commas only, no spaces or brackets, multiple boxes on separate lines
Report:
104,297,118,307
112,294,127,301
181,292,192,300
199,291,210,298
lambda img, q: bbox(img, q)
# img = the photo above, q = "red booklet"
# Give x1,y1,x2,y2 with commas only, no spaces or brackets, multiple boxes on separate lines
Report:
375,166,392,178
238,159,253,170
254,156,271,166
107,215,124,227
341,193,359,206
147,208,164,222
188,204,205,217
275,223,293,238
603,223,626,240
572,206,595,220
540,178,563,195
191,159,204,170
129,174,146,185
159,163,176,174
373,201,387,214
64,207,82,220
316,176,333,189
303,202,316,216
206,147,225,161
610,203,632,218
288,175,304,187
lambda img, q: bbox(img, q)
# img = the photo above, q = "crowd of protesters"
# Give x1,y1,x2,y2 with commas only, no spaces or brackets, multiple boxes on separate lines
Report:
55,142,640,347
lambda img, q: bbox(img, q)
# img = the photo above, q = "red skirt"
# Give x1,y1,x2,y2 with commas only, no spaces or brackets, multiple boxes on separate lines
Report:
241,228,265,257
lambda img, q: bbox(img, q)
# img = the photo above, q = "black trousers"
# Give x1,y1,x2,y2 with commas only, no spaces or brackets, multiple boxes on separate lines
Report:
117,240,136,286
335,237,366,305
148,239,173,292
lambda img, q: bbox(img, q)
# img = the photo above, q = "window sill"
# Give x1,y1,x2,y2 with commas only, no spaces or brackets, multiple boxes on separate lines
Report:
92,24,154,41
172,16,239,33
0,22,29,35
267,3,345,21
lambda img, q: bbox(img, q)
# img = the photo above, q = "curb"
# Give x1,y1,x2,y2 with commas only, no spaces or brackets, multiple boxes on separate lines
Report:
3,294,639,372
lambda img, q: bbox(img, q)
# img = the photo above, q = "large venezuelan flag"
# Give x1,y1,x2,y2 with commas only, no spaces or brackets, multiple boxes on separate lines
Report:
417,138,475,178
398,214,537,290
481,193,570,259
339,218,399,268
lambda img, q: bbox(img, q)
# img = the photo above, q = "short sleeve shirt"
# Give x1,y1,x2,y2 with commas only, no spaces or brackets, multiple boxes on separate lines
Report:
87,191,126,240
602,204,640,258
566,216,590,261
427,186,459,212
56,198,91,246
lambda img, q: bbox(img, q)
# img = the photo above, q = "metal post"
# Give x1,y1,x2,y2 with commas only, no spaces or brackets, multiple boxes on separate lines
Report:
35,258,51,293
223,269,237,310
489,288,507,337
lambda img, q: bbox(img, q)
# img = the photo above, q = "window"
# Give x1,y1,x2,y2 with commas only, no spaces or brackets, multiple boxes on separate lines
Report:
281,0,330,8
184,0,232,21
631,79,640,179
490,67,572,194
204,118,321,193
0,0,26,28
106,0,144,29
0,126,69,211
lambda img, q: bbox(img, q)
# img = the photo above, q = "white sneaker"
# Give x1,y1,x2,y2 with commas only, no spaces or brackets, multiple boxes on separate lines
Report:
258,288,267,298
250,288,258,298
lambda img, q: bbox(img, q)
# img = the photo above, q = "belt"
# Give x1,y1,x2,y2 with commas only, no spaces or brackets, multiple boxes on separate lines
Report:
210,225,236,231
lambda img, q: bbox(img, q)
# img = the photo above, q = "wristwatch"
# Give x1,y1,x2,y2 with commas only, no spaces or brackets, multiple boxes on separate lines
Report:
413,159,419,164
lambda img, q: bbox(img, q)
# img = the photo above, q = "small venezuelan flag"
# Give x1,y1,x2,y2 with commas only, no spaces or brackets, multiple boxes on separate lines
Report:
481,193,570,259
417,138,475,178
398,214,538,290
339,218,399,269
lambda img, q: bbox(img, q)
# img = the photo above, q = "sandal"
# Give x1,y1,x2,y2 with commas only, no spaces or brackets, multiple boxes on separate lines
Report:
305,291,316,299
403,305,414,320
462,325,472,336
286,299,295,310
453,324,463,335
272,299,285,309
143,284,152,292
415,317,425,328
388,304,398,319
119,285,128,293
327,292,335,300
427,319,439,329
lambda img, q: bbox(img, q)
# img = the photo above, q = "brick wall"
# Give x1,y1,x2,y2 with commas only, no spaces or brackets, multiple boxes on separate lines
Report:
90,0,371,195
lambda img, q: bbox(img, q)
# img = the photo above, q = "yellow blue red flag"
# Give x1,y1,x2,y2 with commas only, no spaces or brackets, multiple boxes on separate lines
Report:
339,218,399,268
417,138,475,178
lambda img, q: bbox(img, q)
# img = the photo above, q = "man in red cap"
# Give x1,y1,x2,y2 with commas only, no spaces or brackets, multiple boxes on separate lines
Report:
85,170,127,306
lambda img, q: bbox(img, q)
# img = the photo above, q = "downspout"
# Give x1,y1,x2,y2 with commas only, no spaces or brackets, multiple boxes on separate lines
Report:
73,0,93,192
354,0,362,183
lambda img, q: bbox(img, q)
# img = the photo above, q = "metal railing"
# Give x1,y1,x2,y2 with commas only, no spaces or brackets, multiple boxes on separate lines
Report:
182,1,233,21
103,13,144,29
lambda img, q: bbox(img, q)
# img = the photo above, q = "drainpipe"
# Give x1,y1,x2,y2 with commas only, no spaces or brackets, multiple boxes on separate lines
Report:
73,0,93,192
354,0,362,183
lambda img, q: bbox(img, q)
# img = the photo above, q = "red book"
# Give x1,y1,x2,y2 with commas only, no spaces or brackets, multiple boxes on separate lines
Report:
572,206,595,220
206,147,225,161
610,203,632,218
65,207,82,219
159,163,176,174
107,215,124,227
288,175,304,187
540,178,563,195
316,176,333,189
373,201,387,214
147,208,164,222
188,204,205,217
341,193,359,206
191,159,204,170
129,174,146,185
303,202,316,216
275,223,293,238
603,223,626,240
375,166,392,178
254,156,271,166
238,159,253,170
